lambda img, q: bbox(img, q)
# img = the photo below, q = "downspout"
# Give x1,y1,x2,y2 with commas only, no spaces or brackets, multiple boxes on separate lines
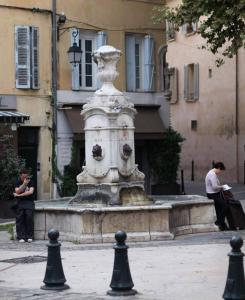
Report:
235,52,239,182
52,0,58,197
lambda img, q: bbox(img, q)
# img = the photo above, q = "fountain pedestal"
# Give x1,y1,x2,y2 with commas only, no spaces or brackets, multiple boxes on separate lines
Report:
70,46,147,206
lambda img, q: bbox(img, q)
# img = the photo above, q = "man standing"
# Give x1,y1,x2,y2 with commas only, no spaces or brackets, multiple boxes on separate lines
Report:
205,162,228,231
13,169,35,242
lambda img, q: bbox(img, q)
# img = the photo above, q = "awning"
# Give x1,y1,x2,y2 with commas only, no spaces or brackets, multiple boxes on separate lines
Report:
134,106,166,134
64,106,85,133
0,111,30,124
64,105,166,139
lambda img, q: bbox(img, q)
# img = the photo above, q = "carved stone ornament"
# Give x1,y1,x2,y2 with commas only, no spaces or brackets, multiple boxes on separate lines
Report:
92,144,103,161
121,143,132,160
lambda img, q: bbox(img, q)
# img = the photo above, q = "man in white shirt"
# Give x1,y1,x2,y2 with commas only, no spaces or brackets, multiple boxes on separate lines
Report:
205,162,228,231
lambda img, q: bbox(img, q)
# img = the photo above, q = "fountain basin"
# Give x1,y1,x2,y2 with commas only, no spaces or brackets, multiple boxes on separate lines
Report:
34,195,218,243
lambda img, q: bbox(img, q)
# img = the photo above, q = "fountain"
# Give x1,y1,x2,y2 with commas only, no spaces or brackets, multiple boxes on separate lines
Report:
70,45,148,206
34,46,218,243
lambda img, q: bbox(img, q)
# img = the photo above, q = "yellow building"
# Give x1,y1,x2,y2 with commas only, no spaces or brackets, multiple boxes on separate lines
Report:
55,0,168,194
0,0,170,202
0,0,52,201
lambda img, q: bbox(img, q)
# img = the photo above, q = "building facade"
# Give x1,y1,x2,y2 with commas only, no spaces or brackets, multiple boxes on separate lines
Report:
55,0,169,194
0,0,53,200
165,0,245,183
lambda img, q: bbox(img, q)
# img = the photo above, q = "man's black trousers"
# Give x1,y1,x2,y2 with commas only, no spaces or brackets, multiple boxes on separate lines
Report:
207,192,228,229
16,208,34,240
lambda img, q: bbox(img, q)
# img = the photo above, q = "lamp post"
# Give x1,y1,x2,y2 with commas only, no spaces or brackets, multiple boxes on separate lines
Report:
67,30,82,66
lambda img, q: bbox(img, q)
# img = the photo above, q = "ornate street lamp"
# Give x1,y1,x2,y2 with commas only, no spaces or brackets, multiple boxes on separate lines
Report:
67,29,82,66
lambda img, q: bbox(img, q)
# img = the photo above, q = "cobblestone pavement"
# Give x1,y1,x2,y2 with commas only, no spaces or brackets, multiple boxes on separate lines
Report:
0,230,244,252
0,230,244,300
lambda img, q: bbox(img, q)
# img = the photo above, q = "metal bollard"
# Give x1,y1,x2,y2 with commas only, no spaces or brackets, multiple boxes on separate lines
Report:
107,230,137,296
181,169,186,195
41,229,70,290
223,236,245,300
191,160,194,181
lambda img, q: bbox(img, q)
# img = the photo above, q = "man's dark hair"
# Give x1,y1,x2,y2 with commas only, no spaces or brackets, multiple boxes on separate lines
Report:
19,169,29,175
213,162,225,170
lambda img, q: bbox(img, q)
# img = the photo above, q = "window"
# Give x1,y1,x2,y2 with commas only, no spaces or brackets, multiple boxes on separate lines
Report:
71,29,107,91
125,34,155,92
184,63,199,101
182,23,198,35
15,26,39,89
169,67,179,104
166,21,175,41
191,120,197,131
79,32,96,90
208,67,212,78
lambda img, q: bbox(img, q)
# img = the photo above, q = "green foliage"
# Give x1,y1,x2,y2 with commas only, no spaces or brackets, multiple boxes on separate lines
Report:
148,127,185,184
60,142,79,197
153,0,245,64
0,223,15,240
0,137,26,201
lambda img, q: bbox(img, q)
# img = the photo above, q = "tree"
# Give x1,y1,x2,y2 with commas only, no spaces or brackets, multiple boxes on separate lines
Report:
148,127,185,185
153,0,245,65
0,137,26,201
60,141,80,197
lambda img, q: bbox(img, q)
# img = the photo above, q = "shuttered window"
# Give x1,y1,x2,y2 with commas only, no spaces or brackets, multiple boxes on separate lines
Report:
15,26,39,89
71,29,107,90
184,63,199,101
169,67,179,104
125,34,155,92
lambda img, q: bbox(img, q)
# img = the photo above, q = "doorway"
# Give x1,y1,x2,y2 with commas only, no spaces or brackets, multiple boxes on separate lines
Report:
18,127,39,199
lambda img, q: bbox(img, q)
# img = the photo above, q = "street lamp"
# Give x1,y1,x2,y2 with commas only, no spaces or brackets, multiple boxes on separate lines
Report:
67,29,82,66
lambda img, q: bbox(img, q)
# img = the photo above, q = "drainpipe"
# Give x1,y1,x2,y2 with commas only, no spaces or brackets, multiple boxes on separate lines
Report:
52,0,58,198
235,52,239,182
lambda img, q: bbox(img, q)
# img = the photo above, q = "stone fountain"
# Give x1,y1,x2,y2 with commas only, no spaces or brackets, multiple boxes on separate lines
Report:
34,46,218,243
70,45,148,206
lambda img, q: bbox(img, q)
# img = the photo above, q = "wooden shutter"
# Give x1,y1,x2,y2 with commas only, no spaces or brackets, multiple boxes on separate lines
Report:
184,64,189,101
96,31,107,89
96,31,107,49
194,63,199,100
181,24,187,35
166,21,175,40
170,68,179,104
15,26,30,89
31,27,39,89
125,35,136,91
166,21,169,40
144,35,154,91
192,22,198,32
71,28,80,91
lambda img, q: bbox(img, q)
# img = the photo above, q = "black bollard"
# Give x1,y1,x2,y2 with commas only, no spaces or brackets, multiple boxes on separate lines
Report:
223,236,245,300
181,169,186,195
41,229,70,290
107,230,137,296
191,160,194,181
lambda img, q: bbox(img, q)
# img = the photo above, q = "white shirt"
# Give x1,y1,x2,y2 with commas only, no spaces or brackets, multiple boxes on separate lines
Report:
205,169,222,193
